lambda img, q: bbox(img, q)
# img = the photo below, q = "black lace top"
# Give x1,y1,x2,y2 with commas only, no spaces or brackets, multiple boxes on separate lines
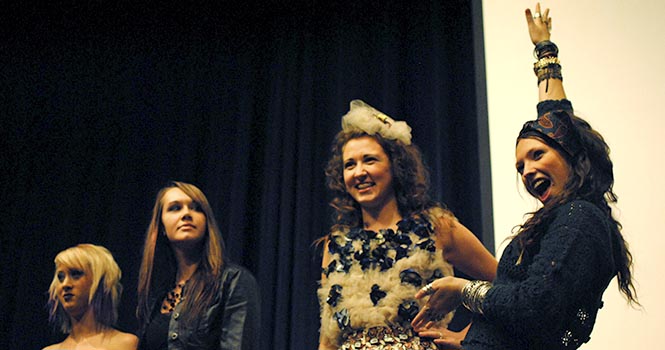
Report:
463,200,616,349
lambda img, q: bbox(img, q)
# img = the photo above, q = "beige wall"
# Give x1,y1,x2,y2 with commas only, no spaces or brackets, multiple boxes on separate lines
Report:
483,1,664,348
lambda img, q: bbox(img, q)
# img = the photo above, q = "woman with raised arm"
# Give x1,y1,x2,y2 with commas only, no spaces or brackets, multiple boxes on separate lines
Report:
317,100,497,350
44,243,139,350
411,4,639,349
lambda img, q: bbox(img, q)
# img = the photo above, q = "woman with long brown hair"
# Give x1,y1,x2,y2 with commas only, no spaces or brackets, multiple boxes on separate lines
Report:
136,181,259,350
411,4,639,349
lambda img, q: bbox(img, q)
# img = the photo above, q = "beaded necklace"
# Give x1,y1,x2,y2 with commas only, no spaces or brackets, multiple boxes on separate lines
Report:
161,280,188,313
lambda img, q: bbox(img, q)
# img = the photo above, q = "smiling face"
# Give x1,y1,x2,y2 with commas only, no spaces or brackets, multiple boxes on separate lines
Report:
161,187,207,246
55,266,93,318
516,137,572,204
342,136,396,211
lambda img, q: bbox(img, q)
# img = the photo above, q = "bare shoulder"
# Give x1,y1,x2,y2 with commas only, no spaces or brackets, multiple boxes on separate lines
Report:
42,343,65,350
427,207,458,237
427,206,458,227
108,329,139,350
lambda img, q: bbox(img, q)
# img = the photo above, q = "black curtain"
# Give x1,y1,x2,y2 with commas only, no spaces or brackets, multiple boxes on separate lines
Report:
1,1,492,349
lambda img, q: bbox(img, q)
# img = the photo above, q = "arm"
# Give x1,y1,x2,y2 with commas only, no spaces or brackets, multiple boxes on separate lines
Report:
218,267,261,350
414,221,489,348
414,205,497,342
318,239,337,350
319,333,337,350
411,213,499,328
412,219,479,342
414,203,614,341
525,3,566,101
320,238,331,281
435,215,497,282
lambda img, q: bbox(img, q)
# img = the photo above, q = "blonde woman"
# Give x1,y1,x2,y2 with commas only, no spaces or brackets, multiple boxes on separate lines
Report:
44,243,138,350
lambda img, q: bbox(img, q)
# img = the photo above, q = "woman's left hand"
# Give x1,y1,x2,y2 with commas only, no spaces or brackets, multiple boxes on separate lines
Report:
411,276,468,330
416,325,468,350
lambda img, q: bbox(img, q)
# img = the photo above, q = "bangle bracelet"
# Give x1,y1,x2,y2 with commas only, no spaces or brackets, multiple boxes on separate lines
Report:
533,56,560,71
536,64,563,83
461,280,492,315
534,40,559,59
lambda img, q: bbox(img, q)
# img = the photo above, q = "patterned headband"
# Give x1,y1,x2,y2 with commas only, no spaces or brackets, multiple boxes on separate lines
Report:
341,100,412,145
518,103,582,158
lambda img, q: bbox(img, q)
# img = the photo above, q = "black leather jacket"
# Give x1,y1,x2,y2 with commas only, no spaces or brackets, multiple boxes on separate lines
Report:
140,263,260,350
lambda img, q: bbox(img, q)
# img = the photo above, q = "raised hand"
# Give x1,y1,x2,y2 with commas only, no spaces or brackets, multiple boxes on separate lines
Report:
525,3,551,45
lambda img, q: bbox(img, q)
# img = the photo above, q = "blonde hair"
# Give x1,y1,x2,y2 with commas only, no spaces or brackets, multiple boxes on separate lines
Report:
47,243,122,333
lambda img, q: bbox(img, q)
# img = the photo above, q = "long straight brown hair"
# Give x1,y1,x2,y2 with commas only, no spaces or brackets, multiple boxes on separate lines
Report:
136,181,226,328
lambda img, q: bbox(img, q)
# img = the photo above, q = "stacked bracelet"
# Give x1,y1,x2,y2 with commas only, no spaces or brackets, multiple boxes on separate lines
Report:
461,280,492,315
534,40,558,59
536,64,562,85
533,40,562,90
533,56,560,71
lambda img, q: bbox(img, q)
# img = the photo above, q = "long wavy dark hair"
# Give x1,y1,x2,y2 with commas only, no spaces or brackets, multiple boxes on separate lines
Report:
137,181,226,330
323,130,445,233
516,115,638,305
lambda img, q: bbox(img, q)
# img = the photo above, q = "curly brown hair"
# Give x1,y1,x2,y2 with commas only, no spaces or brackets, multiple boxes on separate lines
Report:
324,130,441,232
516,115,638,305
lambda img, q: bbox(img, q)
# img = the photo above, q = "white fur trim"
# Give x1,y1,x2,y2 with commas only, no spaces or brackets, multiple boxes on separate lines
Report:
318,210,456,347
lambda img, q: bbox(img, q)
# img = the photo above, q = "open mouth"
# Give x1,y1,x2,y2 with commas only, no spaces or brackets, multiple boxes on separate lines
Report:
531,178,551,197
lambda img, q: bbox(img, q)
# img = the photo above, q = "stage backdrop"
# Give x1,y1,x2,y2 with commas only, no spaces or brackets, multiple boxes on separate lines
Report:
1,1,492,349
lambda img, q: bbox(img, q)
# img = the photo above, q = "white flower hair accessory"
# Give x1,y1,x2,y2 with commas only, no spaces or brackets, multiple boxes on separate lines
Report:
341,100,412,145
